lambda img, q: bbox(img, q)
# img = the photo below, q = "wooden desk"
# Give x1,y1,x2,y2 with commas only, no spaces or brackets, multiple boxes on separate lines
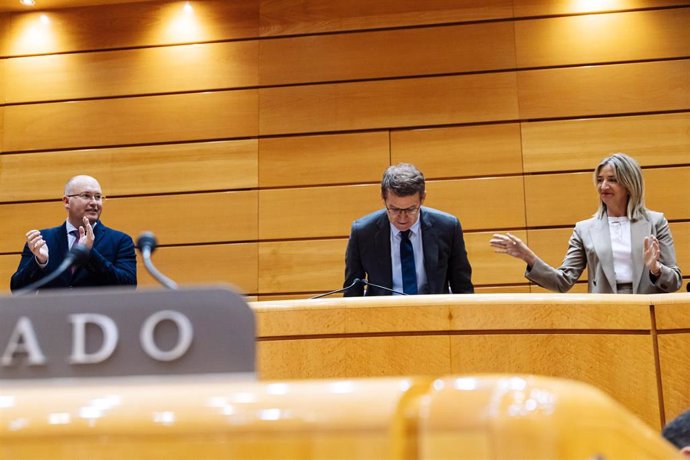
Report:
252,294,688,429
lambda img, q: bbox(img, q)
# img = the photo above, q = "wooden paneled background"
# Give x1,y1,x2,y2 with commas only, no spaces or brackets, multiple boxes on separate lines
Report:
0,0,688,299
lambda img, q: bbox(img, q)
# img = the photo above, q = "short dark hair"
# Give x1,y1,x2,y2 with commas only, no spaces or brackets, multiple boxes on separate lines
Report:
663,409,690,449
381,163,425,199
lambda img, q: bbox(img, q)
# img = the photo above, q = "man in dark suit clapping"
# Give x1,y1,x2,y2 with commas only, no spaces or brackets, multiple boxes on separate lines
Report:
10,175,137,292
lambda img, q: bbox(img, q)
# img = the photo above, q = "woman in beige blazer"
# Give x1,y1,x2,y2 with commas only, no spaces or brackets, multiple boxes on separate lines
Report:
490,153,682,294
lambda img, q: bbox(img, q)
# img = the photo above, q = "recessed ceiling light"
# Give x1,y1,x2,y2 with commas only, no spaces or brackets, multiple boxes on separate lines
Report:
20,0,36,6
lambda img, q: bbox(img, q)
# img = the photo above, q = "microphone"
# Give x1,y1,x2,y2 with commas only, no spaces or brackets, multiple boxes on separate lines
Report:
137,231,178,290
310,278,362,299
359,279,409,296
15,243,91,295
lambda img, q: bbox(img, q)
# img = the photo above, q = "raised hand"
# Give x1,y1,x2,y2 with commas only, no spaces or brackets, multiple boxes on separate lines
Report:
489,232,538,266
643,235,661,276
26,229,49,264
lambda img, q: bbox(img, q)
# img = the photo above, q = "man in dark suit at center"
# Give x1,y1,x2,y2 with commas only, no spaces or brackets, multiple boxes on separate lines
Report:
10,175,137,292
344,163,473,296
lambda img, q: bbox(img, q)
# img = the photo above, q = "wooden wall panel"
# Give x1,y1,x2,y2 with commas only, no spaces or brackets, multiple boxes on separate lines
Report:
466,231,528,286
105,191,258,245
515,9,690,68
513,0,689,17
0,254,16,293
259,73,519,135
258,132,388,187
0,140,258,202
525,167,690,227
391,123,523,178
657,332,690,425
2,0,259,56
5,41,258,103
518,60,690,119
0,191,258,254
3,90,258,151
425,176,526,231
0,202,64,253
259,185,379,240
259,22,516,85
136,243,258,293
259,0,513,36
521,113,690,173
452,334,660,428
258,239,346,294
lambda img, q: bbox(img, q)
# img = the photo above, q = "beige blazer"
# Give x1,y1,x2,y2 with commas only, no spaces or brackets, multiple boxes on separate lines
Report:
526,210,682,294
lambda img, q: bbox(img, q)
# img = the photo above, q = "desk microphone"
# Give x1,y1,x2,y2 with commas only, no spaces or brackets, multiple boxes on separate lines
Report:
15,243,91,295
310,278,362,299
359,278,408,296
137,231,178,290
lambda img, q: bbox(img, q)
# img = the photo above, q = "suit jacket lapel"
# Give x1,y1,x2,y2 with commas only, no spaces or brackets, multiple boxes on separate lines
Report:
590,216,617,292
420,209,439,293
631,217,650,293
374,213,393,289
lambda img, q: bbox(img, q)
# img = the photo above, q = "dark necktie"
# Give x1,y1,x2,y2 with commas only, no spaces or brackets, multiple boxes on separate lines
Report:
69,230,79,274
400,230,418,294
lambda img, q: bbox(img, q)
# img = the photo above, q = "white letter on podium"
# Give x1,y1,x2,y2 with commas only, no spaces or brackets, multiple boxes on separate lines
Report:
69,314,118,364
1,317,47,366
140,310,193,362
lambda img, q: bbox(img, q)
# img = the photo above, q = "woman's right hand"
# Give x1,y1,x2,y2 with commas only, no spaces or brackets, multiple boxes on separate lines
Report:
489,233,537,266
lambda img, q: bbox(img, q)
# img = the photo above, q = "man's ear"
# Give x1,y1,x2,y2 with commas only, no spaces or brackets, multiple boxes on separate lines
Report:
420,192,427,205
62,196,70,209
680,446,690,457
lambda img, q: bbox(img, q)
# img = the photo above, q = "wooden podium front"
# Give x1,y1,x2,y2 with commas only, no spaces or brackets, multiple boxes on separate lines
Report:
252,293,690,430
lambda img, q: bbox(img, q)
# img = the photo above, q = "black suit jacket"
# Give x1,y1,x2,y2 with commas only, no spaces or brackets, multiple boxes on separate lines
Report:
10,221,137,292
344,207,473,296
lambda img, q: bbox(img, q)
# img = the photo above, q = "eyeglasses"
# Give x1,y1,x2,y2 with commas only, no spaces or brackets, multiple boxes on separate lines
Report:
386,205,420,217
67,192,106,202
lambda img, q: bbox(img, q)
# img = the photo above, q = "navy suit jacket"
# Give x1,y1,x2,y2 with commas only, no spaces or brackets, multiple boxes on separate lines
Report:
344,207,473,296
10,221,137,292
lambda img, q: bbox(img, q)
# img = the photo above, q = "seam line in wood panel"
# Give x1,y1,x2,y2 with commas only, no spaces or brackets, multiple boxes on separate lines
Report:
650,304,666,427
656,328,690,334
2,109,689,155
3,56,688,108
257,5,690,40
257,329,651,341
3,5,687,60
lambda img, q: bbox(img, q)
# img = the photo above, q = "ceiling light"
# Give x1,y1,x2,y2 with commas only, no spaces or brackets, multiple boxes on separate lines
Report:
19,0,36,6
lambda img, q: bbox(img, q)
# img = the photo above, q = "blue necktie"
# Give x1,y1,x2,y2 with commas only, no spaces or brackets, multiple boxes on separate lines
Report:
400,230,417,294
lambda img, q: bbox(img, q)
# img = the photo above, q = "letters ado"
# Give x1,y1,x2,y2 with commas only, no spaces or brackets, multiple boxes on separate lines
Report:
1,310,194,366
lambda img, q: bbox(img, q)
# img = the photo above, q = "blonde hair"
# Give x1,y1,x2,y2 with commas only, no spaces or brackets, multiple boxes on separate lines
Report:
593,153,647,221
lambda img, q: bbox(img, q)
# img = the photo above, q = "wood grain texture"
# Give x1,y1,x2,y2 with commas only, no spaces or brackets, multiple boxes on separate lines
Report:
524,167,690,227
451,334,660,428
259,21,516,85
258,132,388,187
513,0,689,17
517,60,690,119
259,0,513,36
424,176,526,231
515,8,690,68
259,184,379,239
3,90,258,152
521,113,690,173
105,191,259,245
0,191,257,253
465,231,529,286
258,239,347,294
657,334,690,428
259,72,519,135
2,0,259,56
136,243,258,293
0,254,16,294
0,139,258,202
391,123,523,178
5,41,258,103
